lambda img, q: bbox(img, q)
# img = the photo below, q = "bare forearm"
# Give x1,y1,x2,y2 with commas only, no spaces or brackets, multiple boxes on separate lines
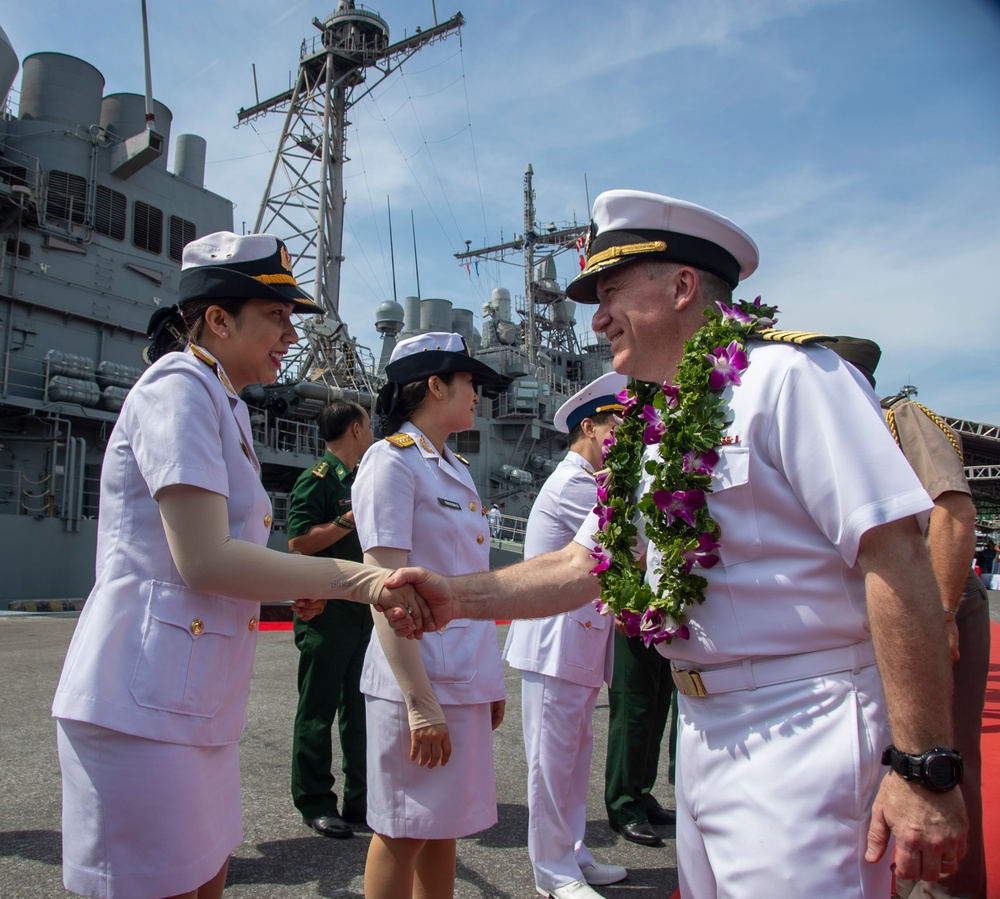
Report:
453,541,598,621
925,494,976,611
859,518,953,752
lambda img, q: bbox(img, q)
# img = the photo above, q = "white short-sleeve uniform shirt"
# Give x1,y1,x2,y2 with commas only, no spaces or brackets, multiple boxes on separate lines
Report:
52,347,271,746
503,451,613,687
354,423,505,705
574,342,933,666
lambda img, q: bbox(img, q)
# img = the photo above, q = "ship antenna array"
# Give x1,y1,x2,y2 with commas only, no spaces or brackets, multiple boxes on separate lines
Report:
456,163,588,365
236,1,464,387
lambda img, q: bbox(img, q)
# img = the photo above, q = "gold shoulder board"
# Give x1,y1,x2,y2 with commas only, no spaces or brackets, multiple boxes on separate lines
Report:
749,328,837,346
453,452,471,465
385,433,416,449
311,460,329,478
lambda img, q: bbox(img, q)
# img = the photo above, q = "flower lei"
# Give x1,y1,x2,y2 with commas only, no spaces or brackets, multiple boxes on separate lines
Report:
591,297,779,647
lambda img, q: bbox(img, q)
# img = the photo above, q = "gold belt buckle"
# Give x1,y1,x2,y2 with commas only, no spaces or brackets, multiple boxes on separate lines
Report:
673,668,708,697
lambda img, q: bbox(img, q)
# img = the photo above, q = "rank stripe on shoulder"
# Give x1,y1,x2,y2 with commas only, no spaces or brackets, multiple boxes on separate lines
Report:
311,460,329,478
749,328,837,346
385,433,416,448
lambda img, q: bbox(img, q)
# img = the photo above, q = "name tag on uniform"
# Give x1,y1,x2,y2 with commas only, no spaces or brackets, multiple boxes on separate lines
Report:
438,498,462,510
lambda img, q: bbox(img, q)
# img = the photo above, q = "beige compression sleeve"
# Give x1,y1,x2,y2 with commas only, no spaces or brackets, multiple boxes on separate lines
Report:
156,485,389,604
365,548,445,731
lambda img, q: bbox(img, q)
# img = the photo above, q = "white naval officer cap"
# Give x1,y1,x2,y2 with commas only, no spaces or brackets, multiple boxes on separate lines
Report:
553,370,629,434
178,231,323,314
566,190,759,303
385,331,510,393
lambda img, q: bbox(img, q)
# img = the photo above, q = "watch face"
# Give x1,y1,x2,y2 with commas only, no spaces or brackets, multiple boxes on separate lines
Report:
924,752,962,791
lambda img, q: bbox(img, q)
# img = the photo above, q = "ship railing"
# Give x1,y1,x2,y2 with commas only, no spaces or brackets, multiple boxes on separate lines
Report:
268,492,291,531
249,412,323,458
490,512,527,546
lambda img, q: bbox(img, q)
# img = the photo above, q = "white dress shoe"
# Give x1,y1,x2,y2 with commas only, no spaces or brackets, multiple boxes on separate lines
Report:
580,862,627,886
536,879,606,899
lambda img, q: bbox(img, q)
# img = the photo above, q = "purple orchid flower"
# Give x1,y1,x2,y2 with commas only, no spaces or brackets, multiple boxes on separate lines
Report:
705,340,748,391
640,404,667,445
615,388,638,414
619,609,643,639
596,503,613,530
590,545,612,575
651,488,705,528
716,300,754,325
594,599,610,615
750,296,777,327
682,448,720,476
681,532,721,573
662,383,681,407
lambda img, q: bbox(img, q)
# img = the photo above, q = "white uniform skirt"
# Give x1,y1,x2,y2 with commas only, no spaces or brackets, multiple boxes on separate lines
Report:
57,718,242,899
365,696,498,839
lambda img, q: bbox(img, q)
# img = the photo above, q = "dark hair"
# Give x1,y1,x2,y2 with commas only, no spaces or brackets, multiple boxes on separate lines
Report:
144,297,246,364
317,400,367,443
375,372,457,436
566,409,618,447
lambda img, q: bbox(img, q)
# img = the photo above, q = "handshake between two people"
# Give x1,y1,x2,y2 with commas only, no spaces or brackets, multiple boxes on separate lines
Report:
291,566,454,634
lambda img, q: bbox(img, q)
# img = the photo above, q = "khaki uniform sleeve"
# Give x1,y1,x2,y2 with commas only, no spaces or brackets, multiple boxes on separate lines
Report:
885,399,970,502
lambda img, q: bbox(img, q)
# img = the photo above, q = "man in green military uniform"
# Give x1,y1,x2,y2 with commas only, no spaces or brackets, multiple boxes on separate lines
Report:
288,400,373,838
605,633,677,846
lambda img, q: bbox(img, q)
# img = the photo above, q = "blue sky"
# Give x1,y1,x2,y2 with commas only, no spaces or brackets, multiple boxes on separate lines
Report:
4,0,999,422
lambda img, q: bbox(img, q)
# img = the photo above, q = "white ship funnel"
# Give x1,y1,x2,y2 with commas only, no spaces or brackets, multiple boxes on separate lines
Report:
173,134,206,186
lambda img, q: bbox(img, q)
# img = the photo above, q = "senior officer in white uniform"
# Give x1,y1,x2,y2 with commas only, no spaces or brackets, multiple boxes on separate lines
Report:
353,332,509,899
385,192,968,899
504,372,627,899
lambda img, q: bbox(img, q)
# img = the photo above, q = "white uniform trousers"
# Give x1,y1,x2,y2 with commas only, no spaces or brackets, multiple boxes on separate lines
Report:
520,671,600,891
675,663,892,899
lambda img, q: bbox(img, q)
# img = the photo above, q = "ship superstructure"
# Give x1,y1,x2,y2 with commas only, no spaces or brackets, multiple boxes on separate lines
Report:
0,25,233,602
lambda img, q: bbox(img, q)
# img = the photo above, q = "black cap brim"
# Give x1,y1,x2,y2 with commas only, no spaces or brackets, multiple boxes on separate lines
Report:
385,349,512,395
179,267,323,315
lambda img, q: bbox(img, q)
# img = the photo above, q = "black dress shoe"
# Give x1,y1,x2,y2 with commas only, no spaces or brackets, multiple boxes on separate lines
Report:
304,814,353,839
613,821,664,846
647,805,676,826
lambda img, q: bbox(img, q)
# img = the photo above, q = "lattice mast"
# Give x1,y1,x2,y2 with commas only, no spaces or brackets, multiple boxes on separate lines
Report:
456,163,588,364
236,1,464,384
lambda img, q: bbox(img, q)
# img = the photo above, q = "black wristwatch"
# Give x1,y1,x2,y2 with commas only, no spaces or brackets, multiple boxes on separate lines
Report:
880,745,964,793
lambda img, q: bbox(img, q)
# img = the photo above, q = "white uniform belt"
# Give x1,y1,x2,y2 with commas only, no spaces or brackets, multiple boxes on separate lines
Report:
671,641,876,697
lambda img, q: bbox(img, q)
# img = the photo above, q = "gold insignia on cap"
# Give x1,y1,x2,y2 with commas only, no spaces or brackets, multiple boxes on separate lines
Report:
254,273,300,287
385,433,416,448
582,240,667,276
750,329,836,346
280,246,293,272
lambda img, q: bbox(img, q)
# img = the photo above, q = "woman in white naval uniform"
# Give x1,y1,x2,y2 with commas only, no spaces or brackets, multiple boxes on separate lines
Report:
51,233,419,899
503,372,627,899
352,332,509,899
